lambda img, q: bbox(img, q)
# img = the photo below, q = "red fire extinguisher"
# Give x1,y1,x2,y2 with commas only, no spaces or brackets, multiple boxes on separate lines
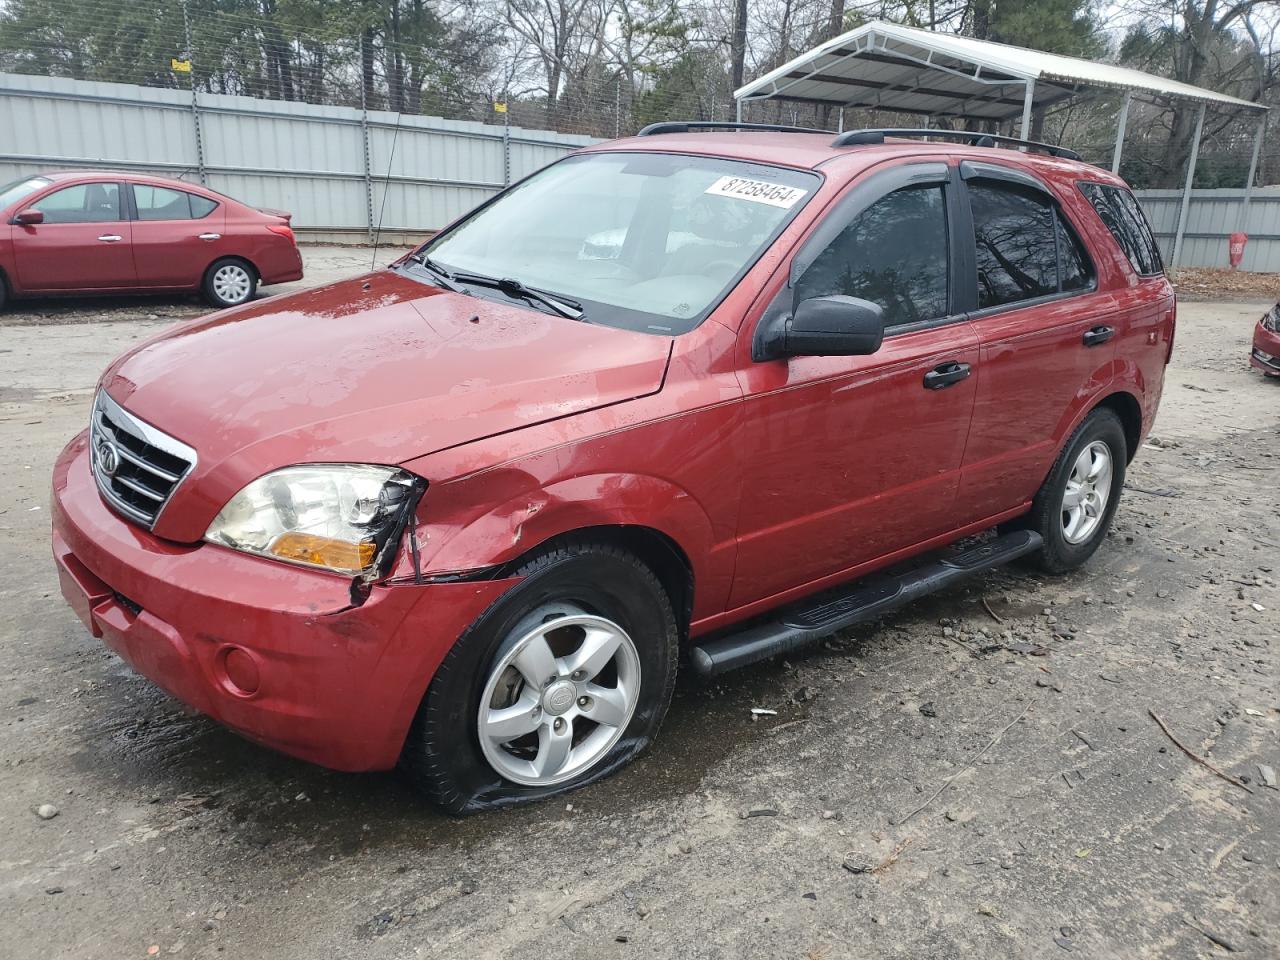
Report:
1228,232,1248,270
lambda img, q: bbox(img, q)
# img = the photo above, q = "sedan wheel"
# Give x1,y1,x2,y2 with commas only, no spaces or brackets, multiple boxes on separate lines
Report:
478,606,641,787
212,263,253,304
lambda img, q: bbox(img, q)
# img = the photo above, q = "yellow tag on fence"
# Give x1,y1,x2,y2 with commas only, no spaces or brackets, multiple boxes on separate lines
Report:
171,58,192,73
493,102,507,114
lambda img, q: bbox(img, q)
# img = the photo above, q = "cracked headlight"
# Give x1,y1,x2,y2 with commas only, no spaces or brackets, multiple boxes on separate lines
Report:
205,464,421,576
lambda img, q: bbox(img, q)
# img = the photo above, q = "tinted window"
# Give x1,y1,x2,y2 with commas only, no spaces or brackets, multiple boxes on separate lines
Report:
795,185,949,327
134,185,195,220
1057,214,1090,292
189,194,218,218
970,182,1058,308
1079,182,1163,276
33,183,121,223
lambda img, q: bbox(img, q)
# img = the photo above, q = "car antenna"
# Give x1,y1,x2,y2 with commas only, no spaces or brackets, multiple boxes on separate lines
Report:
370,109,404,270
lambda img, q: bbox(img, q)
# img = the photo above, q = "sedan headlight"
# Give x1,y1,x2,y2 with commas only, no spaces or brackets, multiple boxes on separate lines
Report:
205,464,422,576
1263,304,1280,333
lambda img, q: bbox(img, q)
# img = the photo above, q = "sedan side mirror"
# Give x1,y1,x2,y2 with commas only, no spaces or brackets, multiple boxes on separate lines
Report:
755,295,885,360
13,208,43,226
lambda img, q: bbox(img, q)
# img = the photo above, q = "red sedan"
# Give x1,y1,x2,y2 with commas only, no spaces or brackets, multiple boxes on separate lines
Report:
0,171,303,309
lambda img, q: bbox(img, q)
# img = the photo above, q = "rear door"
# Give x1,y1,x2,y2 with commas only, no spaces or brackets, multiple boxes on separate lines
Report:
127,183,226,287
952,162,1118,523
12,181,135,290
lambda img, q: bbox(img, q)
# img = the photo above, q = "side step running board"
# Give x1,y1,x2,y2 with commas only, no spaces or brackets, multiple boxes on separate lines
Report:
690,530,1042,677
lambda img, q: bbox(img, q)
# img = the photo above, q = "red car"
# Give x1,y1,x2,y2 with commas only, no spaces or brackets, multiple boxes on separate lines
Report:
0,171,302,309
51,125,1174,813
1251,302,1280,376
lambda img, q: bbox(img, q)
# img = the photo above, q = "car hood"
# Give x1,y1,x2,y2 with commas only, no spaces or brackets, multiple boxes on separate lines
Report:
101,271,672,542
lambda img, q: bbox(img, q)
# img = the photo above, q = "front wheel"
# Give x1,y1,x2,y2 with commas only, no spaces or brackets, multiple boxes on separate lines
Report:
400,539,679,814
203,257,257,308
1021,407,1127,573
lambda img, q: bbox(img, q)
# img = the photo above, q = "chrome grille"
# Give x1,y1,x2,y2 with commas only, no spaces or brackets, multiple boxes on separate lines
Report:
90,391,197,528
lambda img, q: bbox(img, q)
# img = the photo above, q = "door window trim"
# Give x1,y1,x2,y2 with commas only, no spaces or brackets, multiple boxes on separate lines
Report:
958,168,1098,321
29,180,126,224
125,182,221,222
778,160,971,341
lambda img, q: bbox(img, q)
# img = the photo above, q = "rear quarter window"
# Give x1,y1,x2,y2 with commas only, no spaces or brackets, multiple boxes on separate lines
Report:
1078,182,1163,277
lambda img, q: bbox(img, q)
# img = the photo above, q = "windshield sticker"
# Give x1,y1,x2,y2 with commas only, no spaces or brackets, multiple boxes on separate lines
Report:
703,176,808,209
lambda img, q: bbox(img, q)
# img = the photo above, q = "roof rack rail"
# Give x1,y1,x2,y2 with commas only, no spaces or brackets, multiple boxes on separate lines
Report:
831,128,1081,161
637,121,830,137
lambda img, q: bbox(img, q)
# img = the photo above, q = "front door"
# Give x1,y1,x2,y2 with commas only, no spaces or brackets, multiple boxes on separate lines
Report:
731,162,980,609
12,181,135,290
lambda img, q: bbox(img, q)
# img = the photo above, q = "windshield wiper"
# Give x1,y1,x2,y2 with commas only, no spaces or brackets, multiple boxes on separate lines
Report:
449,270,585,321
404,250,464,293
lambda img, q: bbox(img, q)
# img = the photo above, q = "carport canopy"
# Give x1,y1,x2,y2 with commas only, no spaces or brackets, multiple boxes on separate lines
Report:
734,21,1269,264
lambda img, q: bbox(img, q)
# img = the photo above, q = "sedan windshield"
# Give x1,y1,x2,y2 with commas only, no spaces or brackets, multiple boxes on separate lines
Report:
415,152,819,334
0,176,51,210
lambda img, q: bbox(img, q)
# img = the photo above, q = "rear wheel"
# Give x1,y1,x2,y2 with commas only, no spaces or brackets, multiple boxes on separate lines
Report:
0,273,7,312
1022,407,1127,573
203,257,257,308
400,539,679,814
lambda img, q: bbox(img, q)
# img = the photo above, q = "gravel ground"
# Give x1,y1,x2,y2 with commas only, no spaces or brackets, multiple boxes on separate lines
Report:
1170,267,1279,302
0,255,1277,959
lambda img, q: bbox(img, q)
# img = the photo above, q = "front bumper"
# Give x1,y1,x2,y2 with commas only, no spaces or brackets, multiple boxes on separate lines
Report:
1251,320,1280,375
52,431,515,771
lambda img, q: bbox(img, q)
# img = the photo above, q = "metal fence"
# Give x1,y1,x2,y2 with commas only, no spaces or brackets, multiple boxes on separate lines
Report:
0,71,596,242
3,70,1280,272
1134,187,1280,274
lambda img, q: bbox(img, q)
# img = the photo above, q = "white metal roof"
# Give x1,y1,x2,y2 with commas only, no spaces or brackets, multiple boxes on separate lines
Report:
735,21,1266,119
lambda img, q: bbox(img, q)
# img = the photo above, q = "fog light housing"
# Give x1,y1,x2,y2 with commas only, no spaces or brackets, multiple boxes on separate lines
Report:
220,646,261,697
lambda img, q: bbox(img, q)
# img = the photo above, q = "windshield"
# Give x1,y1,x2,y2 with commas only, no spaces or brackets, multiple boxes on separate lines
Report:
416,152,819,334
0,176,51,210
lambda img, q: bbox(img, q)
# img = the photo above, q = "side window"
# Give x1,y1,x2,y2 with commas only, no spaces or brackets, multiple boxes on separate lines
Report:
188,194,218,218
32,183,121,223
134,185,196,221
795,185,949,327
1078,182,1163,276
969,181,1057,308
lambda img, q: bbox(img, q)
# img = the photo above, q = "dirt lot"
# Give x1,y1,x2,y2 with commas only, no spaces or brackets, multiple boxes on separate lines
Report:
1,252,1277,959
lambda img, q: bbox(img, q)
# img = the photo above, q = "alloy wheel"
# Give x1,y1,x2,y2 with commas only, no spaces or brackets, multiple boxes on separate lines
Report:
477,606,641,787
1061,439,1113,544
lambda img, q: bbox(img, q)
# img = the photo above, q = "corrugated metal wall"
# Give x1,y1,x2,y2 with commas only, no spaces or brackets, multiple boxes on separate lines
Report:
2,71,1277,270
0,72,597,237
1134,187,1280,273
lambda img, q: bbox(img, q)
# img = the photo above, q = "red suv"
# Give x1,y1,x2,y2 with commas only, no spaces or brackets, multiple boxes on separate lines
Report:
0,171,302,309
51,126,1174,812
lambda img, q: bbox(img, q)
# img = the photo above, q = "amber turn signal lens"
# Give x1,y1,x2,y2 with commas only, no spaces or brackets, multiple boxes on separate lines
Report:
269,532,376,572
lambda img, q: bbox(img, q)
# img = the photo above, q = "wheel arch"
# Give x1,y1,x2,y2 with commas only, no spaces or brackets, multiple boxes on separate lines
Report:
499,525,694,641
1094,389,1143,463
204,253,260,284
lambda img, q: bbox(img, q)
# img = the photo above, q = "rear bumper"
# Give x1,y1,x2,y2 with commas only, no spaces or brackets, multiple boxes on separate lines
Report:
1251,321,1280,375
52,431,514,771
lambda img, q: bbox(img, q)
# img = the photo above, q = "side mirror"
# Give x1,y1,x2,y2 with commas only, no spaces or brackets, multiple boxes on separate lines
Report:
755,295,885,360
14,208,43,226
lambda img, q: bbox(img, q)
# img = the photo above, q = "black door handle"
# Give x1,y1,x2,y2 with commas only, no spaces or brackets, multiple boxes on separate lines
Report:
923,361,972,390
1083,325,1115,347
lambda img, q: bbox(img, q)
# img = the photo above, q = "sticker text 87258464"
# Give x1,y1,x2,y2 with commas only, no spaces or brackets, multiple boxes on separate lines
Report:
703,176,808,209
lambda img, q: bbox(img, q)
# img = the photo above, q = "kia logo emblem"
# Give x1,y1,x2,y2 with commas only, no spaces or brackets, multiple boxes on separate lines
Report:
96,438,121,476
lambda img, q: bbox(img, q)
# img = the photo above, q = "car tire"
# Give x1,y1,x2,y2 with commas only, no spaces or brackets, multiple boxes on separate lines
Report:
1021,407,1127,574
400,538,679,814
0,272,7,312
203,257,257,308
